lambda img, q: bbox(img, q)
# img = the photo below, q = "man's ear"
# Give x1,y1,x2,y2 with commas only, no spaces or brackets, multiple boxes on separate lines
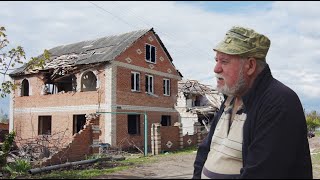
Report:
246,57,257,76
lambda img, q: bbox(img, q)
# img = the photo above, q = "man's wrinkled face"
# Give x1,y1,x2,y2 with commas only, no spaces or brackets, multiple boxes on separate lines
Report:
214,52,247,96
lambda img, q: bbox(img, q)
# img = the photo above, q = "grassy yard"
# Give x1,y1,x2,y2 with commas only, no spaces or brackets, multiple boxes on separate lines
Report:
18,146,197,179
312,153,320,179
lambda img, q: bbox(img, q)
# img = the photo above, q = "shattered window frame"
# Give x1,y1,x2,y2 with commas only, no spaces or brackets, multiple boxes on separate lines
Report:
38,116,52,135
73,114,86,135
81,71,97,92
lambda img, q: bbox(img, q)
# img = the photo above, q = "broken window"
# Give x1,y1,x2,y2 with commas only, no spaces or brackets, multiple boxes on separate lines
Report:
44,83,58,94
194,95,201,106
73,114,86,134
161,115,171,126
38,116,52,135
81,71,97,91
43,73,76,94
128,115,140,135
55,74,77,93
21,79,29,96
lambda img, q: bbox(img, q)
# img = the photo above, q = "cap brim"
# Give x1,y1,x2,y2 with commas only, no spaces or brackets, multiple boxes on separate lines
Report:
213,41,251,55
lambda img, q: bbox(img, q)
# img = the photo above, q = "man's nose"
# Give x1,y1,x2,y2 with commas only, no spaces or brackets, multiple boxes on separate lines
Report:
214,63,222,74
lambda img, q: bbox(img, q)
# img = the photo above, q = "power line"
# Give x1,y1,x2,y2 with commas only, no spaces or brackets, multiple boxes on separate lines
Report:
87,1,214,65
111,1,214,60
88,1,140,30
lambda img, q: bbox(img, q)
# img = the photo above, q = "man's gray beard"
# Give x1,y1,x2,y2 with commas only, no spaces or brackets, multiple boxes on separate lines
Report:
216,67,247,96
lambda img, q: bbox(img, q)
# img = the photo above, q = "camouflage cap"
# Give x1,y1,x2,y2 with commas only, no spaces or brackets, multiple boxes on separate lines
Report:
213,26,271,60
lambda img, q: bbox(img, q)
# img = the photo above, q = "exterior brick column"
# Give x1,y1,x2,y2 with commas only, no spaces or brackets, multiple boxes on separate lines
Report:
151,123,161,155
174,122,184,149
86,113,101,154
194,122,202,146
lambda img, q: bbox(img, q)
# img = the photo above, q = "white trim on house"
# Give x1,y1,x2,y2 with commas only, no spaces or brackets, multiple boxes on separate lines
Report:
14,105,102,113
9,77,14,132
104,63,117,146
114,61,182,80
14,104,177,113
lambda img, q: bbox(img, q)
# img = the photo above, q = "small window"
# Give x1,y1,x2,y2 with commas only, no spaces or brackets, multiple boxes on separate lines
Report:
73,114,86,134
163,79,170,96
81,71,97,92
38,116,52,135
128,115,140,135
145,75,154,94
131,72,140,91
161,115,171,126
21,79,29,96
145,44,156,63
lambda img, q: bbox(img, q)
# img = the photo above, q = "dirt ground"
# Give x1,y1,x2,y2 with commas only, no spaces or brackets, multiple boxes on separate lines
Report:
93,152,197,179
93,137,320,179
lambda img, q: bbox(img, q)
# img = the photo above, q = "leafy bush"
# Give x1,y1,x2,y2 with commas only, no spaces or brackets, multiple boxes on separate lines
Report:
306,111,320,138
4,158,31,178
0,131,15,167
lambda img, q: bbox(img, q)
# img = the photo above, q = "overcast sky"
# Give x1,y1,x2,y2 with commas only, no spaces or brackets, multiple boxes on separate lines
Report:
1,1,320,114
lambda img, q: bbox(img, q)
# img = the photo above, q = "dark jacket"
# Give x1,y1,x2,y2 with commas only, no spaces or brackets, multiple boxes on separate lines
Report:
193,65,313,179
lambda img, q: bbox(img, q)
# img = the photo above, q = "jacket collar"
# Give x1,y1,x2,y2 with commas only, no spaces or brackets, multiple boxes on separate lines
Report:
241,64,273,109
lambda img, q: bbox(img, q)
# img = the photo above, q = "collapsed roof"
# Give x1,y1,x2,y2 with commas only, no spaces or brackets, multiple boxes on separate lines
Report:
178,79,223,114
9,28,182,79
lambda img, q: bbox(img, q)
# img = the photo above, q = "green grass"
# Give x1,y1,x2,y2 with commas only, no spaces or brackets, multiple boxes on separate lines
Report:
312,153,320,179
24,147,198,179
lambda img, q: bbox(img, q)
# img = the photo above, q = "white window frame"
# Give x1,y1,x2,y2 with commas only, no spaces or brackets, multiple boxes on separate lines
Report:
145,43,156,64
131,71,140,92
163,78,170,96
145,74,154,94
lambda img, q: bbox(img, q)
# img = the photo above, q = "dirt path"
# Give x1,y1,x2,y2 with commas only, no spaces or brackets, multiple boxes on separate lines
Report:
94,152,197,179
92,137,320,179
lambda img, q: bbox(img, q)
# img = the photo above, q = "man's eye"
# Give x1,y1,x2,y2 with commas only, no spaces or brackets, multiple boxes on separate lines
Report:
222,60,228,64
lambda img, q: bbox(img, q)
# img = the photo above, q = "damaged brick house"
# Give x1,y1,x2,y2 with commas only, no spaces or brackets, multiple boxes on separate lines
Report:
9,28,183,156
175,80,223,136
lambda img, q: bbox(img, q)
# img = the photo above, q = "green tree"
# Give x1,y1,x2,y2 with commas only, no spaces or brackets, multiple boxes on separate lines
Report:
0,26,50,98
306,110,320,138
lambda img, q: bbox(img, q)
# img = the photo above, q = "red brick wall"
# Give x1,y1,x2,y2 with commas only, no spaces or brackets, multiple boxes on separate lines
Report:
0,123,8,131
115,111,179,152
116,66,178,107
41,118,96,166
160,126,180,152
0,123,9,142
13,111,100,145
13,65,106,109
183,134,198,148
115,31,180,77
12,65,107,142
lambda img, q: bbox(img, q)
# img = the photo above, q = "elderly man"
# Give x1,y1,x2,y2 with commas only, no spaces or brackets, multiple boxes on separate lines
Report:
192,26,312,179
